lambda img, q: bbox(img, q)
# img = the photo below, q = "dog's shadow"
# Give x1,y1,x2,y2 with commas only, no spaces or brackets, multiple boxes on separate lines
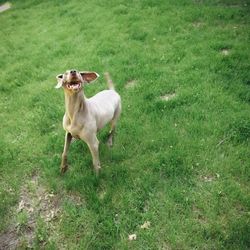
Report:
59,136,129,212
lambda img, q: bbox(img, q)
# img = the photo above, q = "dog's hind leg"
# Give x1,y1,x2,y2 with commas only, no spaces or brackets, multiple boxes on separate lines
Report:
107,103,121,147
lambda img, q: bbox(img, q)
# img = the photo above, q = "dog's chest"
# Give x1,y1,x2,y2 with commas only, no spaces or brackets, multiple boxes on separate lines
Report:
63,114,85,138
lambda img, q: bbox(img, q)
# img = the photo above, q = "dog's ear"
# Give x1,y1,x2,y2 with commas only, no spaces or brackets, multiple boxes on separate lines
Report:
80,72,99,83
55,74,64,89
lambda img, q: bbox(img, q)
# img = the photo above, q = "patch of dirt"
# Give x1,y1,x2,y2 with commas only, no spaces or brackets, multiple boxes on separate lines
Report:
125,80,138,89
0,174,60,249
202,175,214,182
201,173,220,183
0,230,19,250
0,2,11,13
161,242,172,250
192,205,207,224
192,22,204,28
220,3,248,8
65,191,84,206
160,93,176,101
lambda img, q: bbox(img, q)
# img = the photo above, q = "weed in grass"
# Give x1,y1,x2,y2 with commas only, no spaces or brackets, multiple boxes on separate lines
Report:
16,211,29,229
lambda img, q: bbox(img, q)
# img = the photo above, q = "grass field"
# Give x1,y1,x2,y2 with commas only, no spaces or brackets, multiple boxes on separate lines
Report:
0,0,250,249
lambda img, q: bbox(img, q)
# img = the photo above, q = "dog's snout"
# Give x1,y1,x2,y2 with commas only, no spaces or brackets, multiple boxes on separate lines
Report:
70,70,76,74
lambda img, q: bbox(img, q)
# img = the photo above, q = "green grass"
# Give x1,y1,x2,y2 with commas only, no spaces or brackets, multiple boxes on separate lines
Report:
0,0,250,249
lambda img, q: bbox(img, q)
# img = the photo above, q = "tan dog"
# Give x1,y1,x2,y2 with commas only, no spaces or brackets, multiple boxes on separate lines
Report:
55,70,121,174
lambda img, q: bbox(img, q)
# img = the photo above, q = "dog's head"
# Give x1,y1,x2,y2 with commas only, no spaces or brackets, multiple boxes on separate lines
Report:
55,69,99,92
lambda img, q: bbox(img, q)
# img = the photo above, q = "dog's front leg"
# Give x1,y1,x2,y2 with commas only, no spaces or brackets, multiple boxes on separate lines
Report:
83,133,101,175
61,132,72,174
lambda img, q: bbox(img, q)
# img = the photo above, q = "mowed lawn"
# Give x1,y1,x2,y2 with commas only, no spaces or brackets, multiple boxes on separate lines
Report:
0,0,249,249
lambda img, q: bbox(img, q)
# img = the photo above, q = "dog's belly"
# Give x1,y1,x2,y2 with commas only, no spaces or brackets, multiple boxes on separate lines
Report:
97,113,114,130
87,90,120,130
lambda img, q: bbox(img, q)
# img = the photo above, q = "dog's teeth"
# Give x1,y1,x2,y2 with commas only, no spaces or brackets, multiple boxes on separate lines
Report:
67,83,80,90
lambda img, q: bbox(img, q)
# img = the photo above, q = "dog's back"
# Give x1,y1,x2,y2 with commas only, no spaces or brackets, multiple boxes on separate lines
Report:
87,73,121,130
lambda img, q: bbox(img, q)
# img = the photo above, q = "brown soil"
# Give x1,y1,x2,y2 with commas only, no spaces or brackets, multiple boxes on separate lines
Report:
160,93,176,101
0,175,60,249
125,80,138,89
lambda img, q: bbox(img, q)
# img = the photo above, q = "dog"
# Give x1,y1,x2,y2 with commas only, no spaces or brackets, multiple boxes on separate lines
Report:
55,70,121,174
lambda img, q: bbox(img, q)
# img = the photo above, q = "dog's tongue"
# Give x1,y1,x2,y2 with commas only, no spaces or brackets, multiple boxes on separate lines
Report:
72,84,79,89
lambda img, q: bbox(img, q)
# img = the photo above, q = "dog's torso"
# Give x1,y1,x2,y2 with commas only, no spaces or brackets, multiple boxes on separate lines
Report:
63,89,121,138
88,90,120,130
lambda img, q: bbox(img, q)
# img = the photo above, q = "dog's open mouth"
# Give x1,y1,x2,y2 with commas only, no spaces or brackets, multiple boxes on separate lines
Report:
67,82,81,90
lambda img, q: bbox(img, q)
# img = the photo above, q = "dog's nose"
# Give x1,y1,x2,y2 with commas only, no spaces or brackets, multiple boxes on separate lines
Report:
70,70,76,74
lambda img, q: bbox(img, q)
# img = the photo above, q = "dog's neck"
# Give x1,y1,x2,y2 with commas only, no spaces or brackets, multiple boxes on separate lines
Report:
64,89,86,121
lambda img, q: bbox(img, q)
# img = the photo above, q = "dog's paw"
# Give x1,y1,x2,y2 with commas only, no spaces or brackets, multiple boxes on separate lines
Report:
106,134,113,147
106,139,113,147
94,165,101,176
60,164,68,174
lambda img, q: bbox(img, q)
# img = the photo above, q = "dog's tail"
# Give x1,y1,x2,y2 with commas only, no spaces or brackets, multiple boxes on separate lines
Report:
104,72,115,90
